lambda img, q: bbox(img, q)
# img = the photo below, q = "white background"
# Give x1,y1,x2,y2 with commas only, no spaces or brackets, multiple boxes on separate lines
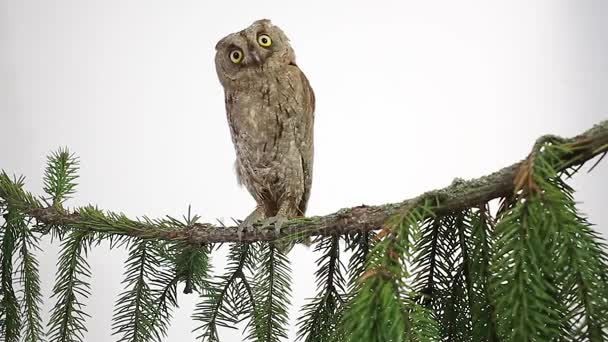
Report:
1,1,607,341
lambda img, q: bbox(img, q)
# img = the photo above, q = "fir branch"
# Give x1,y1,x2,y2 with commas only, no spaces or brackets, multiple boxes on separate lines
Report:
553,182,608,340
487,137,608,341
531,143,608,340
462,207,499,342
42,148,79,207
327,231,376,342
412,214,474,341
149,209,213,325
440,266,471,341
247,243,291,342
296,235,346,341
15,215,45,342
345,231,375,289
341,199,438,342
1,175,45,342
160,208,212,296
47,231,92,342
193,242,256,341
412,217,442,308
1,208,22,342
112,240,172,342
157,243,211,300
408,300,441,342
0,172,42,214
490,197,563,340
3,120,605,245
0,122,605,342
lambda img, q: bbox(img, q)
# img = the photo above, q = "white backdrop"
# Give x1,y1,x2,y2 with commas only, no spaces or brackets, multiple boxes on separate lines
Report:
1,1,607,341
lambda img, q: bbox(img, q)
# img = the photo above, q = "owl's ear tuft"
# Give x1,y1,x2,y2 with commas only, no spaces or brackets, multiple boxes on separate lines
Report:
253,19,272,26
215,36,228,50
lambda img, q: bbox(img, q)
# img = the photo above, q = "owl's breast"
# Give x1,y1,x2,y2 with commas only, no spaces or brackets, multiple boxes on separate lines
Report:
225,68,306,159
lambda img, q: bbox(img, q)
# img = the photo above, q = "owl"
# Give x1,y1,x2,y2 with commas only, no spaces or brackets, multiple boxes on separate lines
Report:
214,19,315,237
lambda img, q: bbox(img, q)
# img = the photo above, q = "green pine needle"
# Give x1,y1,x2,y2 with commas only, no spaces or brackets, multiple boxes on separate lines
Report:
0,175,45,342
247,243,292,342
408,299,440,342
1,207,22,342
345,231,375,291
112,240,172,342
47,231,92,342
15,215,45,342
193,242,257,341
0,172,42,212
411,214,477,341
535,144,608,340
325,231,376,342
43,148,79,207
491,194,563,341
463,207,499,342
491,141,608,341
341,200,439,342
159,208,212,296
296,235,346,341
411,217,443,309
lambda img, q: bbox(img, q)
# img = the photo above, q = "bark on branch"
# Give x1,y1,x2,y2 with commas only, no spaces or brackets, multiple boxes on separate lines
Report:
19,120,608,245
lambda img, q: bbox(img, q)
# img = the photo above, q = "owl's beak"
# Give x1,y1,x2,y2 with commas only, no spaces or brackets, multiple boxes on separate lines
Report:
249,51,262,64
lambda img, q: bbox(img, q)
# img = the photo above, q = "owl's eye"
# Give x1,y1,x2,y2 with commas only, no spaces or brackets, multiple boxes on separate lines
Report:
229,49,243,64
257,34,272,47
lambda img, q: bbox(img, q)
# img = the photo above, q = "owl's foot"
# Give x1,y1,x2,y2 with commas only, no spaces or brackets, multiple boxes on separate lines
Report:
262,214,295,253
237,207,265,241
261,214,289,236
261,215,289,236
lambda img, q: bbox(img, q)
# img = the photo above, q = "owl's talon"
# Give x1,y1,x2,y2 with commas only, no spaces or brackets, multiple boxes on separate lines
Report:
238,208,265,241
237,225,244,241
261,215,289,236
236,221,249,241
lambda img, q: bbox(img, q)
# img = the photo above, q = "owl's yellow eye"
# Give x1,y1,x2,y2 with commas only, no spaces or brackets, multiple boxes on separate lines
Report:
257,34,272,47
229,49,243,64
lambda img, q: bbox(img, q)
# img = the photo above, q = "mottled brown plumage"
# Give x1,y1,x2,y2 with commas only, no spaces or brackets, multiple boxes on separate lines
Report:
214,19,315,233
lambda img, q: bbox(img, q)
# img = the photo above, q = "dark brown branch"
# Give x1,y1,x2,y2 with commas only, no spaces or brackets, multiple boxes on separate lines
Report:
22,120,608,245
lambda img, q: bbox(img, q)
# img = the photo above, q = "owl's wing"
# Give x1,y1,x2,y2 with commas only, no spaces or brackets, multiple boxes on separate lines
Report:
224,91,249,188
295,66,315,215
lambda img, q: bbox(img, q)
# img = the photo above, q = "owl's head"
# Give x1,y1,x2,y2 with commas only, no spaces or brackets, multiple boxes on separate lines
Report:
214,19,296,86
